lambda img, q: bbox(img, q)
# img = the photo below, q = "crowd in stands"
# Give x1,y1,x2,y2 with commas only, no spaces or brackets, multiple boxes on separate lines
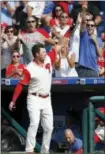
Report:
1,1,105,78
1,1,105,153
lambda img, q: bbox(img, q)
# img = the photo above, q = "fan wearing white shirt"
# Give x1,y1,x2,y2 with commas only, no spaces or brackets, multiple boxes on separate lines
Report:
25,2,45,19
68,13,82,63
55,45,78,77
51,12,71,42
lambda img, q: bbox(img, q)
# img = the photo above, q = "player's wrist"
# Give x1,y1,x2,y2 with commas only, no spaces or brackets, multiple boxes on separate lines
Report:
12,99,16,104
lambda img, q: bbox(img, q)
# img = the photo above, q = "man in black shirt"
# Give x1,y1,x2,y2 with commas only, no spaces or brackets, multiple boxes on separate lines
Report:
70,1,102,26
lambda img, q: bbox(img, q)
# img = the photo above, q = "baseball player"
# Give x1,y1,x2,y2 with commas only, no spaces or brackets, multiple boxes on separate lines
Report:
9,43,62,154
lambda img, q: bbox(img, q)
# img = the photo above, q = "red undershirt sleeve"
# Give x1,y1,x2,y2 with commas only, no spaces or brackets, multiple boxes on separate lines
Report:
47,49,56,66
12,68,31,104
12,83,23,103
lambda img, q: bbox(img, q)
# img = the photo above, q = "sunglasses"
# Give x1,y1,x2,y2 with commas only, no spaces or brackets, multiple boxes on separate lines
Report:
61,16,68,19
27,20,36,24
87,24,95,27
86,19,90,21
6,30,14,33
12,55,20,58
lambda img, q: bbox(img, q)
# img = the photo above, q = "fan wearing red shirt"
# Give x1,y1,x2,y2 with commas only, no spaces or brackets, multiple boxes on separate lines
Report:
97,33,105,77
54,1,69,14
97,49,105,77
9,43,63,154
51,12,71,45
49,5,72,28
5,51,25,79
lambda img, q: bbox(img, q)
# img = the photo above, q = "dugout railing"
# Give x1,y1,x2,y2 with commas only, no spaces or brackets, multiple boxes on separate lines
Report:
82,96,105,154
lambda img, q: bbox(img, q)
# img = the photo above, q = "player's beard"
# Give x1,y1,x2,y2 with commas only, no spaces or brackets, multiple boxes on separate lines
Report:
39,57,45,63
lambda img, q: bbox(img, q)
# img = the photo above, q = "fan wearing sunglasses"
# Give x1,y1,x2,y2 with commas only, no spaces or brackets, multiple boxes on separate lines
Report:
5,51,25,79
76,16,103,77
16,16,55,64
49,5,72,28
51,12,71,38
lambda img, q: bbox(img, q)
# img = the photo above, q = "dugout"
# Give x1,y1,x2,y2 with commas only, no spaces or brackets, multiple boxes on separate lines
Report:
1,78,105,152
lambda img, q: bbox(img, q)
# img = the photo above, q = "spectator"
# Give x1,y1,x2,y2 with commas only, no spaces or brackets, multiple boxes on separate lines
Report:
47,5,72,28
25,2,45,19
1,1,19,25
54,45,78,77
97,34,105,77
54,13,82,78
16,15,55,64
1,25,17,70
68,0,74,13
76,17,103,77
43,1,55,15
101,32,105,41
85,12,97,35
94,107,105,150
64,129,83,154
51,12,71,40
70,1,102,26
54,1,73,14
68,13,82,63
13,1,28,30
49,5,64,27
5,51,25,79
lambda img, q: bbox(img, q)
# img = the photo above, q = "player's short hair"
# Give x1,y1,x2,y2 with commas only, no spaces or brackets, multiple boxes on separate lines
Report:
32,43,45,57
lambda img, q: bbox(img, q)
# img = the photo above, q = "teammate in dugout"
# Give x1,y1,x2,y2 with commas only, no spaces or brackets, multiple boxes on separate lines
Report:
9,43,63,154
64,129,83,154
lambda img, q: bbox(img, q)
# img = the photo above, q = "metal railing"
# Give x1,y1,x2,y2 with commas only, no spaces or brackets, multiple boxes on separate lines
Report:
82,96,105,154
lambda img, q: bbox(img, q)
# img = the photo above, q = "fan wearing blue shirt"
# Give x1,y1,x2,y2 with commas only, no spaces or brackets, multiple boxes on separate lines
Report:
76,17,103,77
